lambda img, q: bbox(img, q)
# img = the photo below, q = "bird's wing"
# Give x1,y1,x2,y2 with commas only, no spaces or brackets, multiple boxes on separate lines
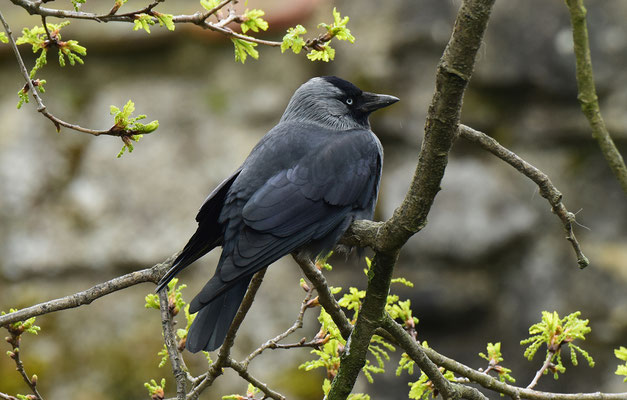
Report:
156,169,242,292
225,129,381,281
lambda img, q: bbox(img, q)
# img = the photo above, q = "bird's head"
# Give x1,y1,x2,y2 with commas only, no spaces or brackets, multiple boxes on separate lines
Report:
280,76,399,130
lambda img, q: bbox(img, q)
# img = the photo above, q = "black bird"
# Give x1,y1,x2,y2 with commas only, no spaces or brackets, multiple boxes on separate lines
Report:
157,76,398,352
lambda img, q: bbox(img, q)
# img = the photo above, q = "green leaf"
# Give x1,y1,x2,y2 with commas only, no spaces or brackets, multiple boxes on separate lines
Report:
154,12,176,31
391,277,414,287
307,45,335,62
0,32,8,44
241,9,268,33
145,293,160,310
17,87,30,109
319,8,355,43
281,24,307,54
616,349,627,382
157,344,169,368
110,100,158,157
144,378,166,397
200,0,221,11
133,14,155,34
231,38,259,63
520,311,594,379
71,0,86,11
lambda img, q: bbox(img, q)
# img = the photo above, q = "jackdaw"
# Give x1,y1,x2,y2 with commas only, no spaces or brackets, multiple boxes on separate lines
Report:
157,76,398,352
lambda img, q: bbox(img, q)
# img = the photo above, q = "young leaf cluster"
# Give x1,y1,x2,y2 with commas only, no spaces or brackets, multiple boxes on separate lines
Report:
520,311,595,379
281,8,354,62
301,261,419,396
15,21,86,79
2,309,41,337
308,8,354,62
71,0,86,11
396,342,457,400
0,32,8,43
145,279,194,367
144,378,166,400
232,38,259,64
615,346,627,382
241,9,269,34
110,100,159,157
133,12,175,34
222,383,261,400
478,342,516,383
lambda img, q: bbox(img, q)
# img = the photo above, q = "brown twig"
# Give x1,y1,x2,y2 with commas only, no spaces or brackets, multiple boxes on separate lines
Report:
188,269,268,399
527,352,554,390
0,10,159,138
243,284,315,367
158,289,188,400
458,124,589,269
5,333,44,400
292,252,353,339
226,357,286,400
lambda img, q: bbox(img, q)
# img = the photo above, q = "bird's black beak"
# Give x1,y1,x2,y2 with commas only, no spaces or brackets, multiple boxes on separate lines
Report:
359,92,400,113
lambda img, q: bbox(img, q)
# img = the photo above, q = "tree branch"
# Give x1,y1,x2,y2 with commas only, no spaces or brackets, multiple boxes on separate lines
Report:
564,0,627,195
292,252,353,340
384,314,627,400
226,357,286,400
243,284,315,368
159,289,188,400
188,269,267,399
0,254,176,327
0,10,160,137
326,1,496,399
458,124,589,269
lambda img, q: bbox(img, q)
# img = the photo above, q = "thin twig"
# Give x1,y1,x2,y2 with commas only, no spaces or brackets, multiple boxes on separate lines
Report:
226,357,286,400
188,270,268,400
243,286,314,367
458,124,589,269
0,10,159,137
526,352,553,390
0,392,18,400
382,314,460,400
0,254,176,328
216,269,267,364
6,338,44,400
158,289,187,400
564,0,627,195
292,252,353,339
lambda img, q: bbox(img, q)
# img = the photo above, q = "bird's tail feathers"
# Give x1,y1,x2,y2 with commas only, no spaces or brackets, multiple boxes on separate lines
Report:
186,274,252,352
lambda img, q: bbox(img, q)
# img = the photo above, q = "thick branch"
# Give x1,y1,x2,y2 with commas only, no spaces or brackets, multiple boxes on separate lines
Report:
0,254,176,327
458,124,589,268
374,0,496,254
327,1,496,399
564,0,627,195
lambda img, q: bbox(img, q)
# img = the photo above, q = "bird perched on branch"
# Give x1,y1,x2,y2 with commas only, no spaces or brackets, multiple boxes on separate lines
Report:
157,76,398,352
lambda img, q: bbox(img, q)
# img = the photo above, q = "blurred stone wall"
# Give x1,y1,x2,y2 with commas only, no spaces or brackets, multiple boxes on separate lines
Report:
0,0,626,399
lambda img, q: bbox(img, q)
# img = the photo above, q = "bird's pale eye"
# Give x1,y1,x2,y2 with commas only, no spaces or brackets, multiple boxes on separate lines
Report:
345,98,353,105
